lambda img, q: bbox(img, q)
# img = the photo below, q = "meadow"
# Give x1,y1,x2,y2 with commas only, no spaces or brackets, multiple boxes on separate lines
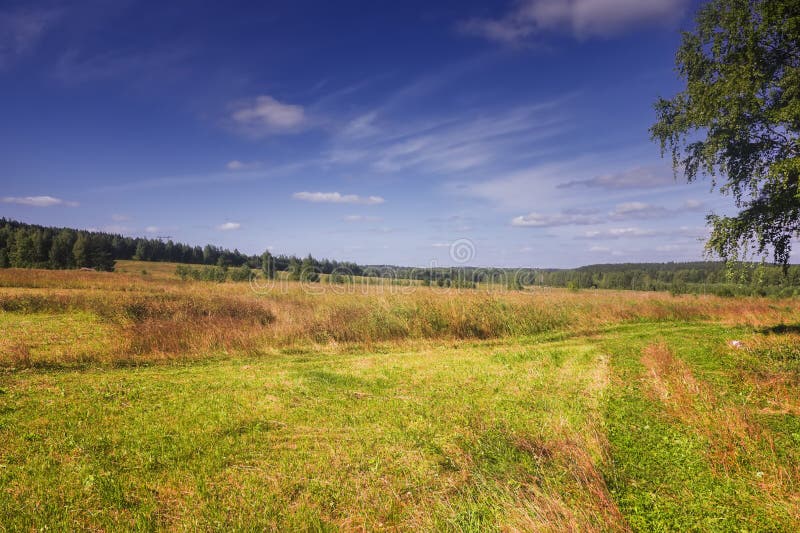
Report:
1,262,799,530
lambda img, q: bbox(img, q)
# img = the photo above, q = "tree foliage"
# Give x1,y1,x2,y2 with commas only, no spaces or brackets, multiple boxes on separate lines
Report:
651,0,800,265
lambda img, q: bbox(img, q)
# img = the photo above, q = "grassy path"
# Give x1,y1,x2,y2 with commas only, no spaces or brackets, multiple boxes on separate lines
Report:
600,323,800,531
1,322,798,530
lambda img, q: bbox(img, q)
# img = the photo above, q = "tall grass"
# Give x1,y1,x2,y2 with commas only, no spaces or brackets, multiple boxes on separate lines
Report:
1,267,798,367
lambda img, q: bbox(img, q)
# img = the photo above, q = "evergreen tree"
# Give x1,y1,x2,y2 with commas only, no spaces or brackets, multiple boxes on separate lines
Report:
89,235,115,271
73,234,89,268
11,231,36,267
49,229,75,268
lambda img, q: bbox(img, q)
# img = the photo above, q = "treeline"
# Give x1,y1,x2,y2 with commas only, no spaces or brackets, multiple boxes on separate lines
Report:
0,218,261,272
0,218,367,276
535,262,800,297
358,263,800,296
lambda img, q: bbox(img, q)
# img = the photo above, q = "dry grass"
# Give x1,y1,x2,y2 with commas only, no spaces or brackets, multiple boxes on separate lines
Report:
507,429,628,532
641,343,758,474
1,266,799,367
640,343,799,511
4,341,32,368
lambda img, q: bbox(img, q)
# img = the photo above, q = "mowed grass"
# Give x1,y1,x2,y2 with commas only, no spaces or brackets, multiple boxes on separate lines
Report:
1,266,799,530
601,323,800,530
1,338,620,530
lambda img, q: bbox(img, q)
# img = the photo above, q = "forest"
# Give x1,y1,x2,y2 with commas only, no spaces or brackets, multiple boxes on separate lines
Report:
2,218,799,296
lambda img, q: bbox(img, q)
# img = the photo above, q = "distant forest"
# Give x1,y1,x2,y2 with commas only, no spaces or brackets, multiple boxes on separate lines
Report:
1,218,799,296
0,218,362,275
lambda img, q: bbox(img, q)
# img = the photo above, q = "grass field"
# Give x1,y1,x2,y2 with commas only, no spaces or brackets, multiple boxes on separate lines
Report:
1,263,799,530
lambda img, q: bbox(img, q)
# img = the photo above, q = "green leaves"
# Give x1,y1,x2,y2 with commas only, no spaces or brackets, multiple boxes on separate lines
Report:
652,0,800,264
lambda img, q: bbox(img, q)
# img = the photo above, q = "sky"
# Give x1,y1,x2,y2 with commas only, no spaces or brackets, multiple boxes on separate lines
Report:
0,0,739,268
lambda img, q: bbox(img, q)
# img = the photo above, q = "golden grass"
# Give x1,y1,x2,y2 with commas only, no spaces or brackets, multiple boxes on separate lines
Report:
1,266,799,367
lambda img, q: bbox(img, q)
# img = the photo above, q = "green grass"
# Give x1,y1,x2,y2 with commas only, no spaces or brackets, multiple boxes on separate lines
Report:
601,323,799,531
0,336,615,530
1,321,798,530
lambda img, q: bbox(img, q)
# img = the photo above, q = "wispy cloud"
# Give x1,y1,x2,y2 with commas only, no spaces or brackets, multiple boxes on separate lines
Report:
514,200,702,228
2,195,78,207
511,211,602,227
558,165,675,190
588,245,624,256
228,95,306,137
577,227,657,239
683,199,704,210
293,192,385,205
328,100,569,176
340,111,380,139
343,214,382,222
91,161,314,193
225,160,260,171
111,213,131,222
0,7,61,69
456,160,577,210
217,221,241,231
53,46,189,86
459,0,689,44
609,201,670,220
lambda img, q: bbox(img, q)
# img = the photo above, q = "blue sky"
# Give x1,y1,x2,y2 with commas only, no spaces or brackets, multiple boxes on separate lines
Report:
1,0,735,267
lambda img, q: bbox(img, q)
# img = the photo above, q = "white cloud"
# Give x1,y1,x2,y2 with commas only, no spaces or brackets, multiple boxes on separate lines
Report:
460,0,689,43
144,226,160,233
111,214,131,221
229,95,305,136
511,211,602,227
217,222,241,231
292,191,385,205
2,195,78,207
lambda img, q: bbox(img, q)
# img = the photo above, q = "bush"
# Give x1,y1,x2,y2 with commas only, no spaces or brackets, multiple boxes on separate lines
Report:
229,265,252,282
